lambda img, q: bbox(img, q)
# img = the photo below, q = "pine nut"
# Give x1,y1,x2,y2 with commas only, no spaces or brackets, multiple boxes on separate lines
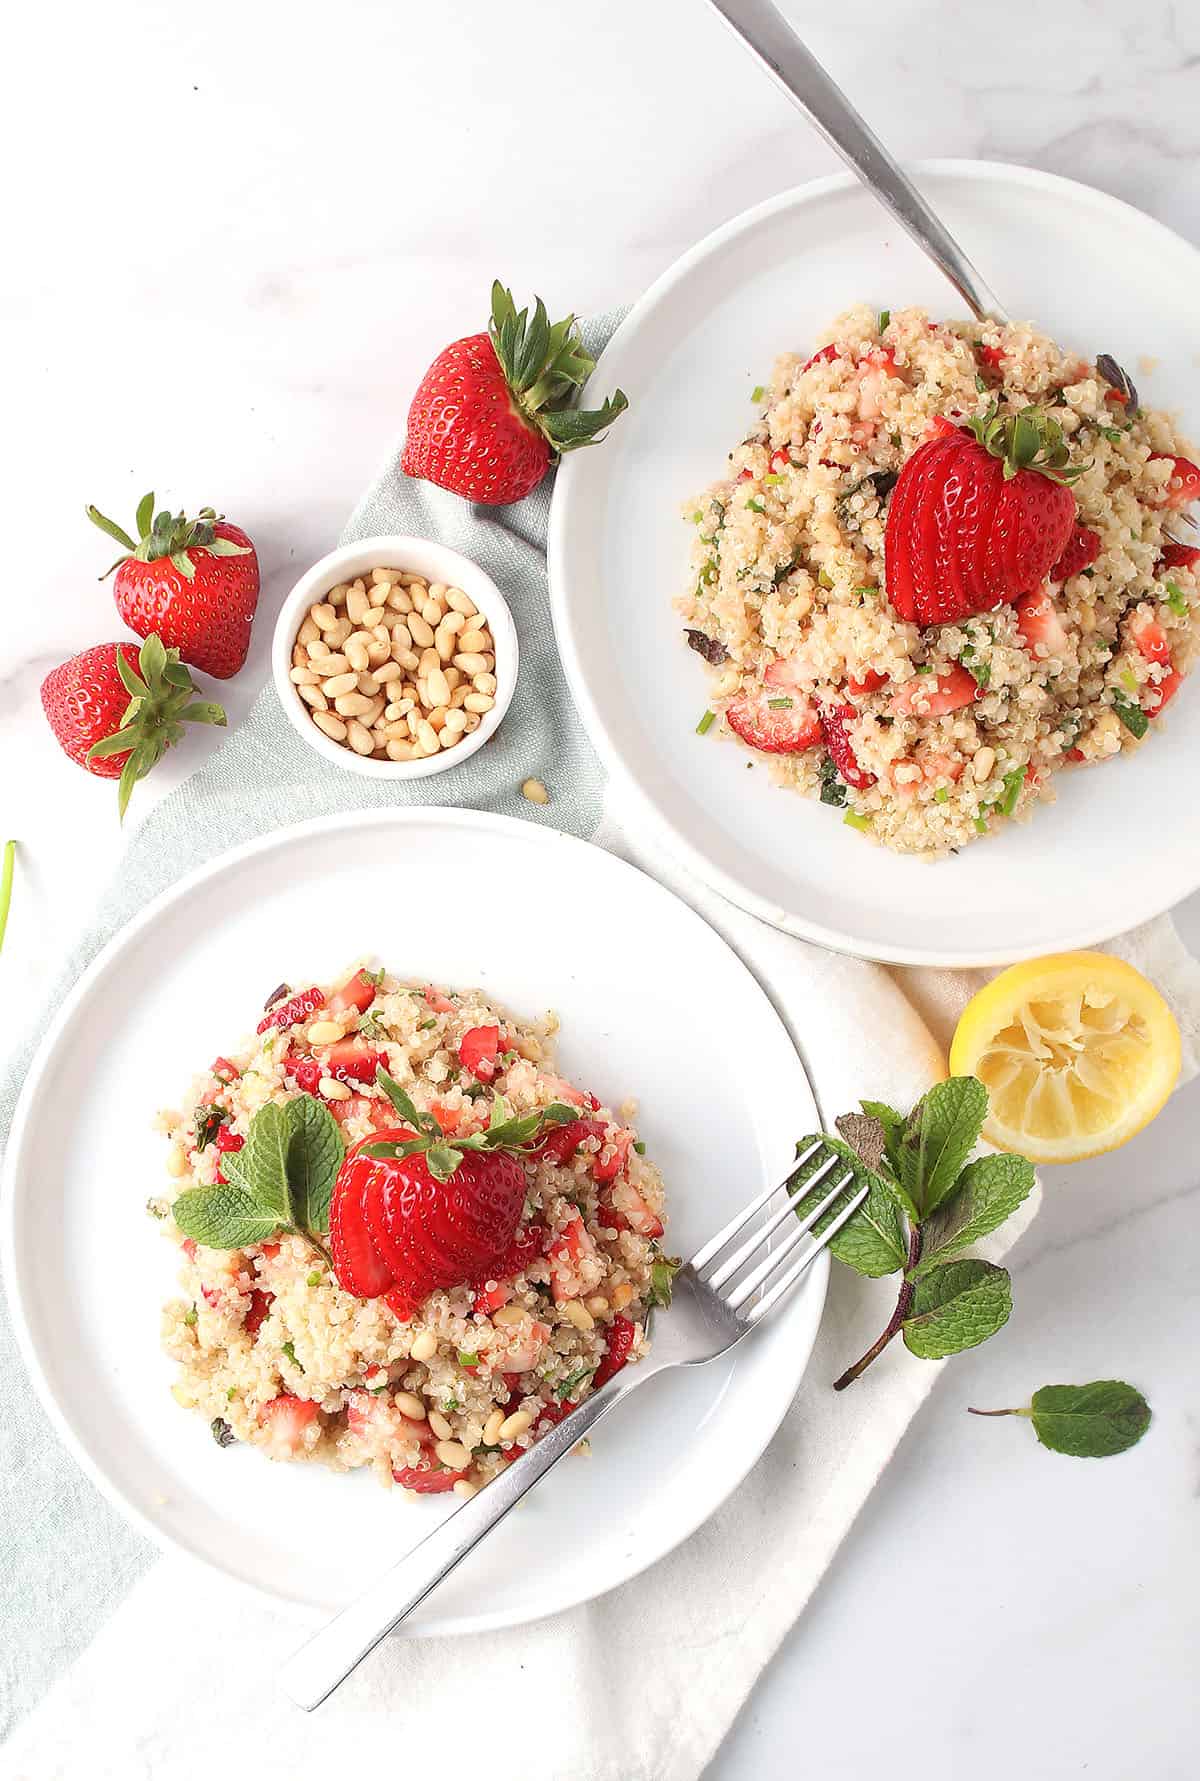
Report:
298,616,320,645
428,706,449,732
166,1142,187,1178
335,692,374,716
371,566,397,587
474,672,497,696
356,671,380,694
321,672,358,698
435,1439,471,1469
298,684,328,711
426,667,451,709
410,1331,438,1362
972,746,996,782
361,696,385,726
434,625,457,664
480,653,495,671
415,719,439,754
307,1020,344,1044
327,582,349,607
387,738,417,761
443,666,462,691
393,646,420,671
346,719,375,756
373,661,403,683
521,777,549,804
427,1410,453,1441
329,618,353,647
346,585,369,624
585,1295,609,1316
290,666,320,686
363,605,387,629
453,652,488,675
393,1391,426,1421
451,684,470,708
400,571,428,588
318,653,350,675
492,1303,526,1327
463,713,481,732
457,627,489,653
417,647,439,682
428,582,449,605
464,692,494,714
446,587,476,616
312,711,348,742
292,644,308,669
420,598,443,627
483,1408,506,1445
343,640,367,674
386,585,413,613
391,620,413,651
453,1479,478,1501
408,614,435,649
383,719,411,738
497,1410,532,1443
561,1299,594,1332
442,708,468,735
610,1282,634,1310
311,602,338,631
307,638,331,660
319,1077,351,1100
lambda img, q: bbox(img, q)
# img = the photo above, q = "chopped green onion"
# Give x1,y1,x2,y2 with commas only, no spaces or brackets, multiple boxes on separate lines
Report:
998,765,1027,816
817,569,833,590
878,309,890,332
282,1340,303,1372
762,473,785,486
633,1140,647,1155
934,786,950,804
975,374,988,393
184,1307,198,1327
745,497,766,515
767,697,793,709
974,817,989,835
0,839,14,956
698,558,718,586
306,1270,322,1287
852,584,878,598
890,431,902,448
691,510,703,524
1164,579,1189,616
1112,695,1149,739
227,1387,237,1402
1120,669,1138,694
696,709,715,736
843,810,871,833
751,384,766,403
1101,427,1125,443
418,1017,437,1031
914,663,933,675
457,1350,479,1367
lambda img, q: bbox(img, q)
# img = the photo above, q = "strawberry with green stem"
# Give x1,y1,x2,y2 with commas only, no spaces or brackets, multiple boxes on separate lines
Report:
87,492,259,679
402,281,629,505
40,635,226,819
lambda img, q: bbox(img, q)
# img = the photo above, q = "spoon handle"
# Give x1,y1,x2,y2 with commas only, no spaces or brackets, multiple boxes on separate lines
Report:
705,0,1009,322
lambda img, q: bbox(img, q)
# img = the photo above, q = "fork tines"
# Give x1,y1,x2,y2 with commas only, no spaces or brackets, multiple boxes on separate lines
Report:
691,1139,869,1322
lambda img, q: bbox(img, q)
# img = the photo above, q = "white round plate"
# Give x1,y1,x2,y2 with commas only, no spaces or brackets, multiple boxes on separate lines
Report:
549,161,1200,966
2,809,823,1631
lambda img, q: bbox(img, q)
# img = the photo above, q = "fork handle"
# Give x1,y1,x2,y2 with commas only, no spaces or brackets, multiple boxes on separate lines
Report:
278,1374,643,1710
704,0,1008,322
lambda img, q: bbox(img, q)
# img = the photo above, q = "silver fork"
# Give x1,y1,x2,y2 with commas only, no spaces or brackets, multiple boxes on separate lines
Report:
278,1139,866,1710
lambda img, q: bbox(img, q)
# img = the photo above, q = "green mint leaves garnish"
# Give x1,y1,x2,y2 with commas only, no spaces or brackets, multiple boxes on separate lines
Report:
792,1078,1034,1389
172,1093,344,1257
1163,579,1189,617
1112,693,1149,739
193,1104,229,1153
969,1380,1151,1458
360,1067,578,1183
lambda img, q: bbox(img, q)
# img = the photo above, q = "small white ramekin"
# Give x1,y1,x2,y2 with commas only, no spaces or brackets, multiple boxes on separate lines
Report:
272,534,518,779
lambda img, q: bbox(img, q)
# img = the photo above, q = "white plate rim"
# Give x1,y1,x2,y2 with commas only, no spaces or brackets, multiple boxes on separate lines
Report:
1,806,827,1633
549,158,1200,967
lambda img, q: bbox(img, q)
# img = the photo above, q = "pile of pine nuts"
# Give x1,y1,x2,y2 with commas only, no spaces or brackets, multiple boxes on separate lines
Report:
289,567,499,763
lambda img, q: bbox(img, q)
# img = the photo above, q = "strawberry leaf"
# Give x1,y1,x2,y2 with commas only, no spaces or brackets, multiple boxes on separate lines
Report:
85,504,138,554
170,550,196,580
135,491,156,537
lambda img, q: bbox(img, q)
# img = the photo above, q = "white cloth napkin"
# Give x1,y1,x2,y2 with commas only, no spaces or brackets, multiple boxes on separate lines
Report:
4,775,1197,1781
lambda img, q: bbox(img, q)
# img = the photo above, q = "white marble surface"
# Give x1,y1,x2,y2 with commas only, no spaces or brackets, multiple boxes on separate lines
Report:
4,0,1198,1773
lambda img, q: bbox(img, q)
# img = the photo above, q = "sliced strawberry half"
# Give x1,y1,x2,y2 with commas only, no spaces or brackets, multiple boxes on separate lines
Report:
1159,542,1200,573
889,665,980,717
329,1164,394,1298
243,1288,273,1335
459,1025,501,1082
1129,614,1171,665
592,1316,637,1390
801,343,840,372
819,703,875,789
258,1394,318,1457
1016,588,1070,657
533,1116,605,1166
726,687,822,755
1150,454,1200,509
392,1464,467,1493
1051,523,1101,581
327,969,378,1017
592,1129,634,1185
323,1038,382,1085
256,986,324,1035
845,668,888,697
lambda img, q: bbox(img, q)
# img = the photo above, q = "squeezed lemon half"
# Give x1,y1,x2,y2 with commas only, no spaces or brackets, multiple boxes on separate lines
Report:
950,951,1180,1163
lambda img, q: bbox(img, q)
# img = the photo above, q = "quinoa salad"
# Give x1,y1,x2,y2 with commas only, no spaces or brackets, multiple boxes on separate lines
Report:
153,965,672,1500
679,304,1200,855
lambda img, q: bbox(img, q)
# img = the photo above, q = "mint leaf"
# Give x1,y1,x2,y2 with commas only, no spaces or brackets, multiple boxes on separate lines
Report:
173,1185,283,1250
791,1136,908,1277
285,1094,344,1236
902,1259,1011,1358
900,1077,988,1217
970,1380,1152,1458
859,1099,906,1175
1029,1380,1151,1456
235,1101,292,1221
914,1153,1036,1274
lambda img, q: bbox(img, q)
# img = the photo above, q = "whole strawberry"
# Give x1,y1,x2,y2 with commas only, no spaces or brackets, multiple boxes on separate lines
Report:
885,406,1082,627
401,281,628,505
87,494,259,678
41,635,226,818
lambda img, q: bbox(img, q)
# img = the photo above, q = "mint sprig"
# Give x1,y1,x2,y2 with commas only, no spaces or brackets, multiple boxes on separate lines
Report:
359,1067,578,1182
172,1092,344,1259
969,1380,1151,1458
791,1076,1034,1389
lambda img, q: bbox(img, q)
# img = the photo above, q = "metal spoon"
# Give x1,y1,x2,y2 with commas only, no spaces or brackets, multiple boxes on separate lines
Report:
705,0,1008,322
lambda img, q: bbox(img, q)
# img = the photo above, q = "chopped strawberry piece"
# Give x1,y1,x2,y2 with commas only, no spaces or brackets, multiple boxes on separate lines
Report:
1146,667,1183,714
610,1180,665,1239
727,687,822,754
201,1285,222,1309
889,666,980,717
592,1129,633,1184
431,1101,464,1134
737,467,754,482
1016,588,1070,657
211,1057,239,1083
501,1372,525,1402
243,1288,273,1335
819,703,875,790
801,343,840,372
258,1242,281,1261
1150,454,1200,509
258,1394,318,1457
1067,747,1086,763
392,1464,466,1493
533,1117,604,1166
535,1398,577,1430
1051,523,1101,581
423,986,453,1013
181,1237,197,1260
289,1057,323,1094
769,447,793,474
256,987,325,1035
327,969,378,1017
977,343,1007,369
503,1320,551,1373
459,1025,501,1082
846,669,888,697
1130,614,1171,665
548,1215,598,1303
1160,542,1200,573
323,1038,382,1085
474,1282,511,1314
592,1316,637,1390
